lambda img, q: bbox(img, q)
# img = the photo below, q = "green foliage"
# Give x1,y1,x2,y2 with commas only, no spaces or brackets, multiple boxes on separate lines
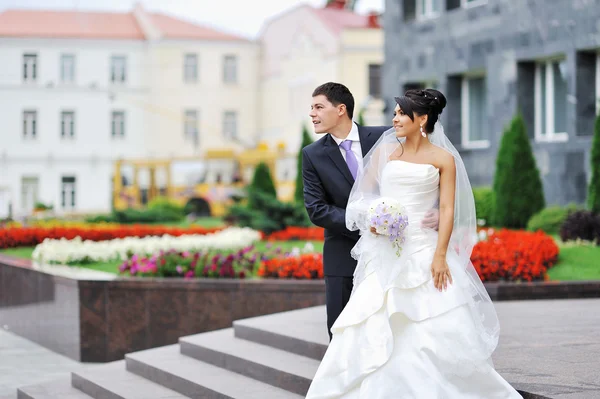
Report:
357,109,366,126
527,205,581,234
588,114,600,213
492,114,545,228
249,162,277,199
148,196,185,215
85,207,183,224
226,189,312,235
34,201,53,210
294,124,314,203
473,187,493,225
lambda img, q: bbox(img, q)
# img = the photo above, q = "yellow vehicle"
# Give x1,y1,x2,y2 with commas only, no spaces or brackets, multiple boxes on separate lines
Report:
112,143,296,217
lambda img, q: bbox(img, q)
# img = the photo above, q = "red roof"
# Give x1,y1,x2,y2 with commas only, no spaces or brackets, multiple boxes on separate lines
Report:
0,9,246,41
310,7,380,35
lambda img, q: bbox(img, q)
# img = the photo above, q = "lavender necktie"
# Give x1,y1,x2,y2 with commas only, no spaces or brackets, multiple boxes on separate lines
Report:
340,140,358,179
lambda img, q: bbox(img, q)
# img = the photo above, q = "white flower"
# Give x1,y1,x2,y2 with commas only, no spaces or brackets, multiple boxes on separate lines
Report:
32,227,261,265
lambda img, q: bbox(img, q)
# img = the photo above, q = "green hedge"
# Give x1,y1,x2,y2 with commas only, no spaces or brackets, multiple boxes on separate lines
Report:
473,187,493,225
527,205,580,234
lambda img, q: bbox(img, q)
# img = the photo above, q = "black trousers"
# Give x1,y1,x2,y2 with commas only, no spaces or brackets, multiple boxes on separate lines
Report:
324,276,354,341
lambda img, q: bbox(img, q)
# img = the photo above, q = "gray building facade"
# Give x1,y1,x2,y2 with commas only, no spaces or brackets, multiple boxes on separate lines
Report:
383,0,600,205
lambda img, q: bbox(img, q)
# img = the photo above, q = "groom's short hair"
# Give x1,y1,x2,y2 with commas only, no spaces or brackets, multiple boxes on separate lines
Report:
312,82,355,119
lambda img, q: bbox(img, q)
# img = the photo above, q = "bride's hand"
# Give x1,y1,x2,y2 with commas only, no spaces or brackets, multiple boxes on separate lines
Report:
431,255,452,292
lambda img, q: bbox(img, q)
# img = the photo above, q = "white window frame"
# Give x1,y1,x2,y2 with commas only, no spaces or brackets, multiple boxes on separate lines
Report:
111,111,125,138
534,59,569,142
596,52,600,114
60,54,75,83
61,176,76,210
461,75,490,149
61,111,75,139
184,53,198,83
23,110,37,139
223,55,238,84
462,0,487,8
23,54,37,83
416,0,440,20
184,109,199,145
223,111,238,139
110,55,127,83
21,177,39,213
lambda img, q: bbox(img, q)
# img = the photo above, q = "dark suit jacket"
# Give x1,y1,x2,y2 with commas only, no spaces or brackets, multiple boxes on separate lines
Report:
302,124,390,276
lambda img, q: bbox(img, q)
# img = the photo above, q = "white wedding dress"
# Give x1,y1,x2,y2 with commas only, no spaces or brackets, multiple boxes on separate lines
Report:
306,161,522,399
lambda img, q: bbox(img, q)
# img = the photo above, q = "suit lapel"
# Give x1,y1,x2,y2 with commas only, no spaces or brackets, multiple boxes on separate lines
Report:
324,134,354,185
357,124,377,157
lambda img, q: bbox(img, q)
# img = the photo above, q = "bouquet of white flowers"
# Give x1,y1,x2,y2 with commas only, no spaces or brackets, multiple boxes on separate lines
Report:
368,197,409,257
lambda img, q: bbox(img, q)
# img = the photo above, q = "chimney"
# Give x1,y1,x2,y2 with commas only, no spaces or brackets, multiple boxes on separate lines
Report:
367,11,381,28
132,2,162,41
325,0,347,10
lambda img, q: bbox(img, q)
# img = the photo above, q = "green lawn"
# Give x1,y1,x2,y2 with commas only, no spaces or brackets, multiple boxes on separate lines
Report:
547,245,600,281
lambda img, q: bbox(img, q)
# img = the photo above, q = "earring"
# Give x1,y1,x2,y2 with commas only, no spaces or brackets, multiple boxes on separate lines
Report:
420,125,426,137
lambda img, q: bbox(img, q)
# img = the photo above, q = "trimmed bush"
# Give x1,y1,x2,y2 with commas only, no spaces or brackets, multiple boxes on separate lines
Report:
250,162,277,198
492,114,545,228
588,114,600,213
473,187,493,225
559,210,600,244
527,205,580,234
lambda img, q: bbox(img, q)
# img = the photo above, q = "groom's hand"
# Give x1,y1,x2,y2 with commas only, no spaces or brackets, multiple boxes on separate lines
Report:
421,208,439,231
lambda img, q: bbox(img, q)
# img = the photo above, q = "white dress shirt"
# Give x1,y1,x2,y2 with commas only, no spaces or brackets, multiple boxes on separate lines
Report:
331,122,363,176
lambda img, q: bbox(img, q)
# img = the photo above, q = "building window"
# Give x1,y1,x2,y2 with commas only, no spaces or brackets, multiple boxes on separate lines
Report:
111,111,125,138
23,111,37,138
60,54,75,83
110,56,127,83
61,111,75,138
23,54,37,82
462,0,487,7
184,54,198,82
596,52,600,114
223,111,238,139
61,176,76,210
368,64,382,98
184,109,199,146
535,59,568,141
223,55,238,84
21,177,39,213
461,76,489,148
417,0,441,19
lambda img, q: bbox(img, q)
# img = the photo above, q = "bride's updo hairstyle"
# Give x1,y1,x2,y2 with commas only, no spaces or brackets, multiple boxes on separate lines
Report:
394,89,447,134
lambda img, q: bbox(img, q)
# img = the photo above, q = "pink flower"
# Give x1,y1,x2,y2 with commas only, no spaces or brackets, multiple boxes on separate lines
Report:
184,270,195,279
176,265,184,274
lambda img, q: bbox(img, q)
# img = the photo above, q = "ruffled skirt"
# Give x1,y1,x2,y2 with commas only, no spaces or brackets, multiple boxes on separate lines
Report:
306,232,522,399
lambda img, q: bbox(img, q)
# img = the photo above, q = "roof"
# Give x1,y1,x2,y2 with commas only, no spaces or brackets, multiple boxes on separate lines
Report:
310,7,380,35
0,9,247,41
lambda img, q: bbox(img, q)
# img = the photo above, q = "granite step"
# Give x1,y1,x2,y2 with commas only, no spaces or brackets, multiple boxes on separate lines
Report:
71,361,187,399
125,344,303,399
233,306,328,360
17,377,92,399
180,328,319,396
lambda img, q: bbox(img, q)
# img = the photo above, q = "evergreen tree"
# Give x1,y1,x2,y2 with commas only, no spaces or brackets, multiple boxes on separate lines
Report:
588,113,600,213
492,114,545,228
249,162,277,199
294,124,314,203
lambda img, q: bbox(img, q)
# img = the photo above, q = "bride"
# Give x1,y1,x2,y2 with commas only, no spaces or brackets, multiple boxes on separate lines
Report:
306,89,522,398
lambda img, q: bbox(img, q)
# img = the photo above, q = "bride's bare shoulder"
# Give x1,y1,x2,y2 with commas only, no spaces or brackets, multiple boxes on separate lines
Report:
430,146,454,169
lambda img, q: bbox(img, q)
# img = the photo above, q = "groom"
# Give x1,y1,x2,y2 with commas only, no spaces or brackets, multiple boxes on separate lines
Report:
302,82,439,340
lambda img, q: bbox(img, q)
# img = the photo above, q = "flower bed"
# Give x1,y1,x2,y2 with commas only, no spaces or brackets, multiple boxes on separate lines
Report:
258,253,324,279
0,224,223,250
264,226,324,241
31,227,260,265
472,229,559,282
